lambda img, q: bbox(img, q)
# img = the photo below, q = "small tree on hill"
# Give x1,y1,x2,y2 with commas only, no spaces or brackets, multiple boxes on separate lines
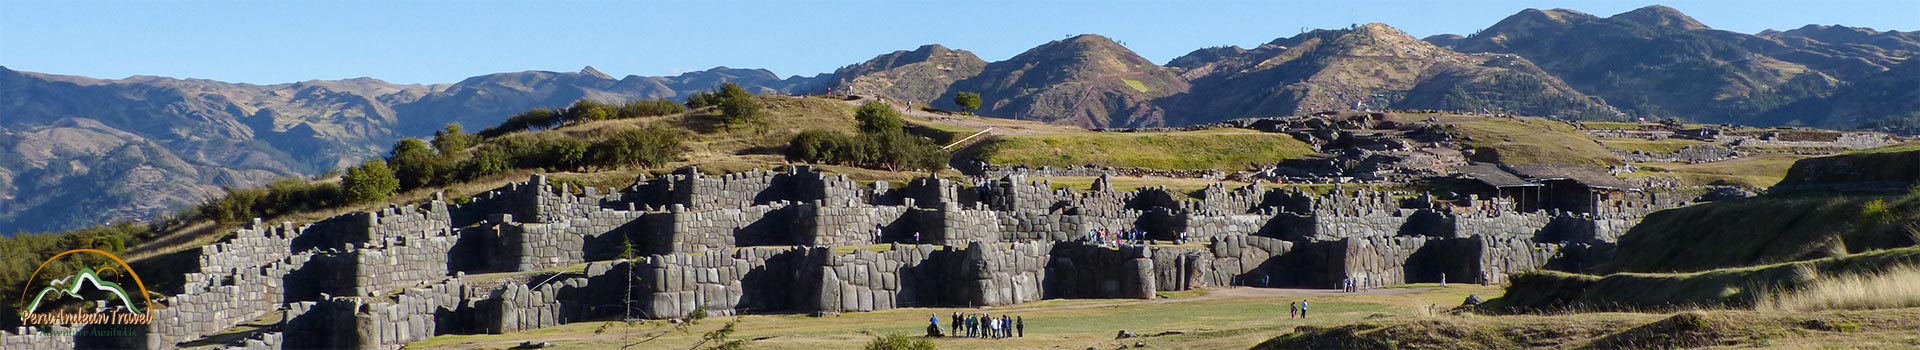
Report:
341,159,398,204
715,83,766,132
955,91,982,113
431,123,476,154
388,138,445,191
855,101,905,134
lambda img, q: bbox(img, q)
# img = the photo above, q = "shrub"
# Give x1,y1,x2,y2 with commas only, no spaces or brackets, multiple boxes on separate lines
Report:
564,99,616,123
856,101,905,134
342,159,399,204
785,129,946,172
716,83,766,132
863,334,934,350
431,123,476,154
540,136,590,171
458,146,514,181
586,126,684,170
480,108,563,138
617,97,687,118
388,138,449,191
954,91,982,112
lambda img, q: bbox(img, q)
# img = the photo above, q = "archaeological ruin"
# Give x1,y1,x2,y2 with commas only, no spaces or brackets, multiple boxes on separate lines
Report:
5,165,1688,350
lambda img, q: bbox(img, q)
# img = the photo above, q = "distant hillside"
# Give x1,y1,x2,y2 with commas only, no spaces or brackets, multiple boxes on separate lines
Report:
1440,6,1865,125
936,34,1189,128
810,44,986,106
0,65,819,232
1167,23,1618,123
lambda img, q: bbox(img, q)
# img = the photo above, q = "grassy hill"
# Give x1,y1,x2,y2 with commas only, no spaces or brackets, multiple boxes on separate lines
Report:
1487,245,1920,313
1432,114,1623,166
967,129,1315,171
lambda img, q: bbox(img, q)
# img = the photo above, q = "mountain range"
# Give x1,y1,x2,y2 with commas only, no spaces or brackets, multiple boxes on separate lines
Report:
4,5,1917,232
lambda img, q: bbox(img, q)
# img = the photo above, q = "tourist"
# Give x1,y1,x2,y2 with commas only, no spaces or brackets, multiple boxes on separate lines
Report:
1440,273,1448,287
951,312,961,335
1300,300,1309,318
1017,316,1025,337
1001,315,1012,338
913,232,921,244
966,314,976,337
1290,301,1298,319
929,314,940,337
992,316,1002,338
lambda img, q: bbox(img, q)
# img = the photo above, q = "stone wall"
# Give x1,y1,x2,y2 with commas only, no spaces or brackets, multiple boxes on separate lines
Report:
1045,243,1155,299
948,242,1050,307
802,245,948,313
633,247,803,319
24,167,1677,349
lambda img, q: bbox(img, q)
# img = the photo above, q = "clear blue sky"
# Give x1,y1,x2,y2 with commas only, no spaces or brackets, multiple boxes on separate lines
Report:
4,0,1915,85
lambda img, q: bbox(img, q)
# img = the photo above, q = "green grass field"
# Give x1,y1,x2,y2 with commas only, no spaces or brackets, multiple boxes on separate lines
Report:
1439,115,1622,166
1626,154,1801,188
405,285,1503,350
970,129,1317,171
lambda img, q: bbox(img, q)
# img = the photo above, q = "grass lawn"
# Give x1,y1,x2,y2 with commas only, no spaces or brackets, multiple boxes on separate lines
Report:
1436,115,1622,167
1626,154,1803,188
405,285,1505,350
970,129,1317,171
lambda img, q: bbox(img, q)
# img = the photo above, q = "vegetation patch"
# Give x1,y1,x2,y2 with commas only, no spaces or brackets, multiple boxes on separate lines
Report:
969,129,1315,170
1440,115,1623,166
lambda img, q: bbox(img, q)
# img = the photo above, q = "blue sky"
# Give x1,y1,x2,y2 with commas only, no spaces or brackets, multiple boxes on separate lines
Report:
4,0,1915,85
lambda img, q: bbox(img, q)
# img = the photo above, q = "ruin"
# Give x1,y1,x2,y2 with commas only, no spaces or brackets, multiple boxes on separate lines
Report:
4,166,1682,349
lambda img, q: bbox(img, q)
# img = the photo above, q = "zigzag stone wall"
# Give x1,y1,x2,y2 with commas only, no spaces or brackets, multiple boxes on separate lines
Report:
9,167,1683,349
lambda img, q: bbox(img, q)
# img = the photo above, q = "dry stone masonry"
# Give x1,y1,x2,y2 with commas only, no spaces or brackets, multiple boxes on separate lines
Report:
6,166,1677,349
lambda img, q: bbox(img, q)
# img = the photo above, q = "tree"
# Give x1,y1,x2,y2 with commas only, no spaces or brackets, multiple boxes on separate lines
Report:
587,126,684,169
542,137,590,171
715,83,765,132
387,138,444,191
855,101,905,134
341,159,398,204
481,108,564,138
458,147,513,181
432,123,476,154
565,99,616,123
955,91,982,113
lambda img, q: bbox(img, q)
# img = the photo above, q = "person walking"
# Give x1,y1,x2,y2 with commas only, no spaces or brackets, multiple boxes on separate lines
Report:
1016,316,1025,337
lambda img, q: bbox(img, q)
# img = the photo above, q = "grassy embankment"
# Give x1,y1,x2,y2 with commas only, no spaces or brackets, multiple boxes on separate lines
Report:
967,128,1317,171
1433,114,1622,167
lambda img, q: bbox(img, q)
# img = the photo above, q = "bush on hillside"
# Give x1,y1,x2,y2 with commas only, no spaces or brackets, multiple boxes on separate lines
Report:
855,101,905,134
715,83,766,132
786,129,946,172
863,334,934,350
342,159,399,204
954,91,982,112
389,138,452,191
619,97,687,118
586,126,685,170
200,178,343,226
480,108,564,138
431,123,476,154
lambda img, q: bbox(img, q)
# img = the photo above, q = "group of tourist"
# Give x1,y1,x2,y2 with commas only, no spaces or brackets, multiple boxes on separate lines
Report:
1289,300,1310,319
1340,277,1368,292
1083,228,1194,246
934,312,1024,338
